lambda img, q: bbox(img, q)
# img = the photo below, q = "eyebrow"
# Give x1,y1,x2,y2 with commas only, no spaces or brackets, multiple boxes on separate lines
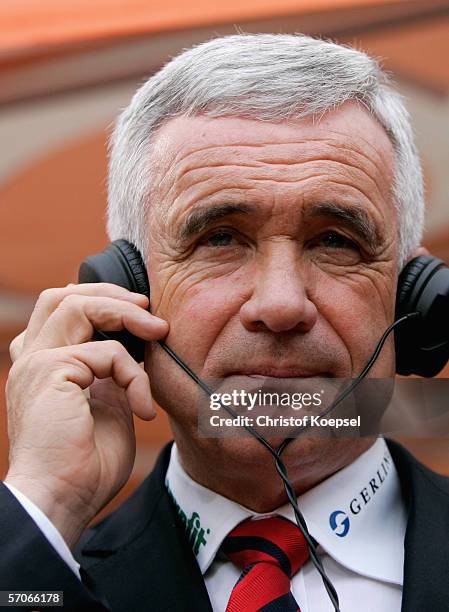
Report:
304,202,381,251
176,200,382,251
177,203,256,242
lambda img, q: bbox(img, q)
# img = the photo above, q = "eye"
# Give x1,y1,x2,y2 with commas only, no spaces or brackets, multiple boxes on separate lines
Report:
316,231,359,250
201,229,238,248
308,230,362,266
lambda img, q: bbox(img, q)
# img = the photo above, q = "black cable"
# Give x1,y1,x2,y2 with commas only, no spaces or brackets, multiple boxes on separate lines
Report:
276,312,420,455
157,312,420,612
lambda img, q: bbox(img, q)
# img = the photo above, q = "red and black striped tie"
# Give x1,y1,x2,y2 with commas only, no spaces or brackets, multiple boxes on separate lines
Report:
222,516,309,612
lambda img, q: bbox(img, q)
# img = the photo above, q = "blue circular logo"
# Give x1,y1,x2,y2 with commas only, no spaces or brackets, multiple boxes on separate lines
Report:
329,510,350,537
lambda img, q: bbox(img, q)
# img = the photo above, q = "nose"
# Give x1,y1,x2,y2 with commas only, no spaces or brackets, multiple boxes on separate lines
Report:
239,241,318,333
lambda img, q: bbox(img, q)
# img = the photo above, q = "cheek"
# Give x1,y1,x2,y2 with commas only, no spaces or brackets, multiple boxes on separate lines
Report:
162,274,250,369
314,272,395,370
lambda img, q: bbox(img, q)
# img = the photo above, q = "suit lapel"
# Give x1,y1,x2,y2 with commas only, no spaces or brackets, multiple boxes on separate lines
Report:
76,439,449,611
75,443,213,612
387,439,449,612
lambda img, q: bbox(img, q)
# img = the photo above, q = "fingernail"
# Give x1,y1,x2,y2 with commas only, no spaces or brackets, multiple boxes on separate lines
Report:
134,292,148,298
148,314,168,329
154,316,168,328
136,312,156,325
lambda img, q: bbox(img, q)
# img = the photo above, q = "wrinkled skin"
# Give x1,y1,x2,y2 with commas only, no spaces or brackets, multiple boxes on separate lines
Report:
144,102,415,509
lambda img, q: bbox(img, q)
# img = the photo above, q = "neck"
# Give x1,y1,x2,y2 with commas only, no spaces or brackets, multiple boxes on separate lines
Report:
172,430,374,512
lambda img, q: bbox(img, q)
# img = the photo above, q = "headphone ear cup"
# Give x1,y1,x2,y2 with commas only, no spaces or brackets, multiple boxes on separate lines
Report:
112,239,150,297
395,256,434,318
79,240,149,362
395,255,449,376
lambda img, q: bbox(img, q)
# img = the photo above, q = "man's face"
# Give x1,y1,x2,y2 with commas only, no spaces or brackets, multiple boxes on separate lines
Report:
144,102,397,462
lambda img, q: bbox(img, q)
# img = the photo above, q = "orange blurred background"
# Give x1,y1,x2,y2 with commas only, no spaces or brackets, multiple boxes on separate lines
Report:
1,0,449,518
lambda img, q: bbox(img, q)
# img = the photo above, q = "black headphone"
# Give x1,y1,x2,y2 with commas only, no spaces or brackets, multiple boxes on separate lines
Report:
79,238,449,612
79,239,449,377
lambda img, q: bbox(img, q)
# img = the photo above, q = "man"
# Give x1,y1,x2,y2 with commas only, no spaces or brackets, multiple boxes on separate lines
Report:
1,33,448,611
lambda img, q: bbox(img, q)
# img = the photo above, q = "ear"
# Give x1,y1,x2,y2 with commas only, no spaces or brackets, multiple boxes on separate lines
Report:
409,245,430,260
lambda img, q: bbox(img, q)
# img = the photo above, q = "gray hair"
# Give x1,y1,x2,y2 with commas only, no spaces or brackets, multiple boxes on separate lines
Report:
107,33,424,268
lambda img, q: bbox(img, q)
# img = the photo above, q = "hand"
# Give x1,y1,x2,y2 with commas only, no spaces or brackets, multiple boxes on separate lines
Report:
5,283,168,549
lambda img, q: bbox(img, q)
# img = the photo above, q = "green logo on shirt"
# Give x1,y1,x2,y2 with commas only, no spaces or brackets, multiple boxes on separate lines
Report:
166,482,211,555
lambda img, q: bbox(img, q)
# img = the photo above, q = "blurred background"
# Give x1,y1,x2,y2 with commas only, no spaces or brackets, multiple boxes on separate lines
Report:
1,0,449,517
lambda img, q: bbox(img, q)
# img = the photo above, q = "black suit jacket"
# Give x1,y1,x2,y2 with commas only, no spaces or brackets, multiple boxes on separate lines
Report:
1,440,449,611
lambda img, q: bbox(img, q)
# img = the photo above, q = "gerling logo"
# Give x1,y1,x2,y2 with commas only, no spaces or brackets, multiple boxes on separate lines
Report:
328,451,392,538
329,510,350,537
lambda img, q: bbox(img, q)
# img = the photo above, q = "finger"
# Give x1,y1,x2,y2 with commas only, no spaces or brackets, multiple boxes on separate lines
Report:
10,330,26,363
51,341,155,420
24,284,149,350
25,294,168,353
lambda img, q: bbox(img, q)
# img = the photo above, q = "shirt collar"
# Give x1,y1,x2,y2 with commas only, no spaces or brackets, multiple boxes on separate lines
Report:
165,438,406,585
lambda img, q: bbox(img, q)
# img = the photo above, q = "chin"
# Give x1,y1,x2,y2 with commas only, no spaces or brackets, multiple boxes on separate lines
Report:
192,433,374,476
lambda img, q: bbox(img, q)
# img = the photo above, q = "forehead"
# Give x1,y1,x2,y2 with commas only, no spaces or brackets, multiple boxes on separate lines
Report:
150,102,396,223
152,102,394,176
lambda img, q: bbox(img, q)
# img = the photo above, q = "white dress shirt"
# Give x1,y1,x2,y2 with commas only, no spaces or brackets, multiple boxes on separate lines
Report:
5,437,406,611
3,480,82,578
165,438,406,612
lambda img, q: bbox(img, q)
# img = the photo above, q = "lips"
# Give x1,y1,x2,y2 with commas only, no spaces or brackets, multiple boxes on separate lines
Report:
210,373,331,401
227,368,329,378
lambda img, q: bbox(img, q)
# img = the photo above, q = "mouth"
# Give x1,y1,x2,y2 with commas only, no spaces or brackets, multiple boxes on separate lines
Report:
228,368,331,378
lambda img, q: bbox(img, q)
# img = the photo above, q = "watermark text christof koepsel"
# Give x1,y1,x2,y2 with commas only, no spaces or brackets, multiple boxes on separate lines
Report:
208,389,361,430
